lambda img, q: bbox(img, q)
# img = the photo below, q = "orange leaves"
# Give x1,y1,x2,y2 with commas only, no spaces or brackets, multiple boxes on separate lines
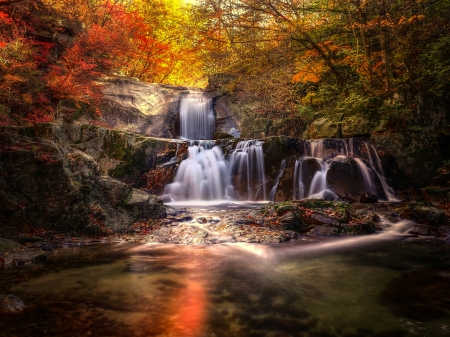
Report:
0,10,12,24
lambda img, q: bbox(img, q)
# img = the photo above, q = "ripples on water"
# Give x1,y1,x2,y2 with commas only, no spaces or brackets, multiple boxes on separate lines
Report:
1,225,450,337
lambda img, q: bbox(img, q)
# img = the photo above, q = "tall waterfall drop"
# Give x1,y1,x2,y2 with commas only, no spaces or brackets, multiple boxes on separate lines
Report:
179,93,215,140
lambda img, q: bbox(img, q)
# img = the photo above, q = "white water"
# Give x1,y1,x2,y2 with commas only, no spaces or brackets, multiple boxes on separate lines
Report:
289,139,397,201
269,159,286,201
364,142,398,201
170,93,397,203
164,141,231,201
227,140,267,201
165,140,268,202
354,158,376,195
179,93,215,140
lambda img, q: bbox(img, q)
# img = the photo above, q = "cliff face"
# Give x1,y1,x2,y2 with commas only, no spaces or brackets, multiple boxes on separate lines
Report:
0,123,187,235
98,77,188,138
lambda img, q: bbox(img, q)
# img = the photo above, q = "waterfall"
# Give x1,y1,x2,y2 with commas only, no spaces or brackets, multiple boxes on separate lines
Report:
308,160,329,196
354,158,376,195
363,142,398,201
179,93,215,140
163,141,230,201
291,138,397,201
269,159,286,201
228,140,267,201
293,159,305,200
165,140,268,202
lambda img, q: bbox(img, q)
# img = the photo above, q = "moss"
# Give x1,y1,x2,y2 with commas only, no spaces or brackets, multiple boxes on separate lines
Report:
104,132,128,160
122,188,133,205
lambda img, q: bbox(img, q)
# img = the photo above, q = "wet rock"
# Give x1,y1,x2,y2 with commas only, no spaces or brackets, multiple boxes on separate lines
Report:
0,295,25,312
400,202,446,226
360,192,379,203
2,248,46,266
249,200,379,235
409,224,432,236
211,218,292,243
307,225,337,236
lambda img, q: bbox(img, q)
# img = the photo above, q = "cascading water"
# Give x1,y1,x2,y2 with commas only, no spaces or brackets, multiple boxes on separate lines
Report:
164,141,231,202
179,93,215,140
228,140,267,201
289,138,397,201
269,159,286,201
165,94,268,202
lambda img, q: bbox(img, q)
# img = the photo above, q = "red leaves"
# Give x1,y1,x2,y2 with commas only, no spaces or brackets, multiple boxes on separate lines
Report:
0,10,12,24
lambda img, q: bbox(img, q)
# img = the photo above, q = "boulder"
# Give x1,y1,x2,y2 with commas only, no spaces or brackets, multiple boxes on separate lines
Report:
307,116,375,139
98,77,189,137
360,192,379,203
0,295,25,313
400,202,446,226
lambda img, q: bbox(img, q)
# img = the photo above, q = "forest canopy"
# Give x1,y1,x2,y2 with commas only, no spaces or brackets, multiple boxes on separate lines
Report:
1,0,449,134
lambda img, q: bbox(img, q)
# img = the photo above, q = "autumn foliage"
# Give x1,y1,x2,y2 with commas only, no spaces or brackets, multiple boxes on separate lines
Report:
0,0,204,125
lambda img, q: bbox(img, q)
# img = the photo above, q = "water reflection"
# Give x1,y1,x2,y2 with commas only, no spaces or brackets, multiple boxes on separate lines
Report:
0,240,449,336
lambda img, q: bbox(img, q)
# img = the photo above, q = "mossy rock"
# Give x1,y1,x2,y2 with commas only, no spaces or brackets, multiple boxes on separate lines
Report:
423,186,450,206
400,202,446,226
213,132,235,140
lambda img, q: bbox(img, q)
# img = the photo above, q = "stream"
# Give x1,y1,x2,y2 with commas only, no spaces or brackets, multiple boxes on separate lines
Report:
1,206,450,337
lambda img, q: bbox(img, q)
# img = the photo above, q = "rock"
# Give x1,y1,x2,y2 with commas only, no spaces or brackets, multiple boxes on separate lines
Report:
422,186,450,207
400,202,446,226
307,117,340,138
96,77,189,138
0,238,22,255
0,295,25,312
0,125,168,235
409,224,432,236
360,192,378,203
2,248,46,265
213,132,235,140
306,116,375,139
212,218,292,243
326,158,361,201
307,225,337,236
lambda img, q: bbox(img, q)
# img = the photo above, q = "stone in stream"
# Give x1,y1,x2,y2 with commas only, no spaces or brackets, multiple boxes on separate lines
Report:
0,295,25,313
360,192,379,203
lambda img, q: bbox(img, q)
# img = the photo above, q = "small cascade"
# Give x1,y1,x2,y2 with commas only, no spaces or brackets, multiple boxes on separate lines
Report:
293,159,305,200
308,160,329,196
228,140,267,201
165,140,268,202
363,142,398,201
353,158,376,195
164,141,230,201
179,93,215,140
269,159,286,201
308,140,325,158
291,138,397,201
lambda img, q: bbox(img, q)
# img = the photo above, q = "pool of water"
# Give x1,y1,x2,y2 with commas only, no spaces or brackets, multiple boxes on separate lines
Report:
1,236,450,337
